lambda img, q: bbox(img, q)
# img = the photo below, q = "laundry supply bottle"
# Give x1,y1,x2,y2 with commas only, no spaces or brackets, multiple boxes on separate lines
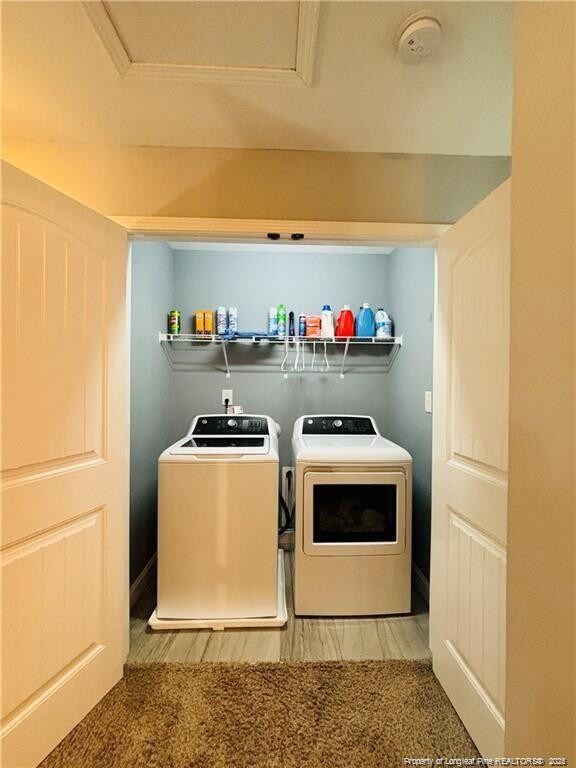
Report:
228,306,238,333
356,303,376,337
216,306,228,335
335,305,355,337
305,315,322,338
288,311,295,337
375,308,393,338
321,305,335,338
277,304,287,337
268,306,278,335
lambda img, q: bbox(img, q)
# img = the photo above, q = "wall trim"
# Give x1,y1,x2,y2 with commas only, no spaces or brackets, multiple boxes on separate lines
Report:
82,1,320,86
129,553,157,609
412,562,430,605
111,216,449,245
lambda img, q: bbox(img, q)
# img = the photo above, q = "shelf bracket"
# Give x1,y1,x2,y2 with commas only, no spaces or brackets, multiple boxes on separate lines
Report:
221,340,231,379
281,335,290,378
340,338,350,379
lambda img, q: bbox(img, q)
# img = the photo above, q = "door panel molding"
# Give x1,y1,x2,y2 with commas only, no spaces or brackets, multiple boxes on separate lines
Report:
1,643,105,734
1,508,105,720
2,204,108,474
447,511,506,713
444,639,505,728
448,218,510,475
2,454,104,486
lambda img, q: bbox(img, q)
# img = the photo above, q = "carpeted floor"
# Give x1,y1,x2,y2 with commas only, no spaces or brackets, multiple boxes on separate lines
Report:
40,660,479,767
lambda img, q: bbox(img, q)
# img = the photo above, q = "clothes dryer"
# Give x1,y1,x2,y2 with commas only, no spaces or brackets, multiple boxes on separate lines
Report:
292,415,412,616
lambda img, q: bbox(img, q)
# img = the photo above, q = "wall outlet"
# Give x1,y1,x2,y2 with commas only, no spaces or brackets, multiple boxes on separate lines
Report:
222,389,233,406
425,390,433,414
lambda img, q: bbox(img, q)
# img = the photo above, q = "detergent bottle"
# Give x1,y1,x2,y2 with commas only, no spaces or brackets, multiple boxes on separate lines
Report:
356,303,375,337
321,305,335,338
277,304,287,338
335,305,355,337
375,308,393,338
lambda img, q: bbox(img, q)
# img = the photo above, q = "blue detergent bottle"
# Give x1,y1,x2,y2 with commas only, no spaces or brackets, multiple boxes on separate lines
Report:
356,303,376,337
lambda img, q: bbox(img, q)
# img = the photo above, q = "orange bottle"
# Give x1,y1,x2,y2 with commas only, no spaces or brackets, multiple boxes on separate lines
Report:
305,315,322,338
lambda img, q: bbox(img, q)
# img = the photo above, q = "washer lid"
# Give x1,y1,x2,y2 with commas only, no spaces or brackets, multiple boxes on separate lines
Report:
294,435,411,463
168,435,271,456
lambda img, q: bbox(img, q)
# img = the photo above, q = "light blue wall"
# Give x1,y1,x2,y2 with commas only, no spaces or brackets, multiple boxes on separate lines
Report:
171,248,393,464
129,243,435,584
129,241,175,583
382,248,435,579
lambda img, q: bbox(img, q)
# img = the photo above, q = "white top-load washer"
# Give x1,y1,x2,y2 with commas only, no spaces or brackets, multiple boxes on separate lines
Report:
149,414,287,630
292,415,412,616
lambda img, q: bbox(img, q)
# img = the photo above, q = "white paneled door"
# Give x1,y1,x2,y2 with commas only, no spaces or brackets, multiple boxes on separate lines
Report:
430,180,510,756
1,163,128,767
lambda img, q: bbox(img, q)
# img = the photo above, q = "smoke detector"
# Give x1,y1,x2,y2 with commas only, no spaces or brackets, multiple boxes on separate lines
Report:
397,11,442,63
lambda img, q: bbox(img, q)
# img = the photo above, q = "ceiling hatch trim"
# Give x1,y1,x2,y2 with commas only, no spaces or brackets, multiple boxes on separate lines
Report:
82,1,320,86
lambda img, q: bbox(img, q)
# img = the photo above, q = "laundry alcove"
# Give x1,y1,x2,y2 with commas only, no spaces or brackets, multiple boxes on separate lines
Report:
129,239,435,603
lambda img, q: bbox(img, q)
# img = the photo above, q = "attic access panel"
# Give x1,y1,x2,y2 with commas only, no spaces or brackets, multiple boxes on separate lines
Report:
83,0,320,85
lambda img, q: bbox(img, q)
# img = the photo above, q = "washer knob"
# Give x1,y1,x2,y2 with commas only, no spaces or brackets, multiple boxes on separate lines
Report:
333,419,343,428
227,418,237,428
201,419,208,425
307,418,314,424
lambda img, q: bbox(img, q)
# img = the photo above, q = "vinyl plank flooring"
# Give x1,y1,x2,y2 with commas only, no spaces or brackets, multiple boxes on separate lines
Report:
133,628,179,663
129,551,431,663
387,618,431,660
416,611,430,640
201,628,281,663
160,630,211,663
333,619,387,661
293,618,343,662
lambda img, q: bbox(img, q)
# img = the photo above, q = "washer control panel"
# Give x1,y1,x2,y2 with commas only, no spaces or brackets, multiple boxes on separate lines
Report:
301,416,376,435
192,415,269,435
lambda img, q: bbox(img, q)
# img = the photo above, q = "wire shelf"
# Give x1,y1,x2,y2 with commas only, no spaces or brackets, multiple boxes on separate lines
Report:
159,333,402,345
158,333,403,379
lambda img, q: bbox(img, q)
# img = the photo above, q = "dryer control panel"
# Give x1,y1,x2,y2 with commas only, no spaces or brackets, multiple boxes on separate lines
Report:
302,416,376,435
192,416,269,435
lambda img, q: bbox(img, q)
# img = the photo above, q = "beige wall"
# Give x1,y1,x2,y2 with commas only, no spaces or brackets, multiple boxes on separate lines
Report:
1,141,509,224
507,2,575,760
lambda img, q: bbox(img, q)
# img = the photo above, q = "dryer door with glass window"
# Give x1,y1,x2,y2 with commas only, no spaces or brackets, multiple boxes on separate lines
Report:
303,471,406,556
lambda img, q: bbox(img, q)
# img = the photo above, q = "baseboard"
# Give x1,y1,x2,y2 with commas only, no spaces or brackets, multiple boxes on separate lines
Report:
412,562,430,605
130,553,157,609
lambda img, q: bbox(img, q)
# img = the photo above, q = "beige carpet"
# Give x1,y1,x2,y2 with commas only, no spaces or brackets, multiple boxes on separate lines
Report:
40,661,478,768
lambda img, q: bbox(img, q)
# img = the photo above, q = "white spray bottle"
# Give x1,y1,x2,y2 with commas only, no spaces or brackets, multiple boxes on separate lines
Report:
321,304,335,338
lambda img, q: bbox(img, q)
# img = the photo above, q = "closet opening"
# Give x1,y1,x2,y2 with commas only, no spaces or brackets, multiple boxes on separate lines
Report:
128,235,435,662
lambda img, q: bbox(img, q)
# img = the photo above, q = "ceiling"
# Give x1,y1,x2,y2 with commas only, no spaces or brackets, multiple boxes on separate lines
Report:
1,1,513,155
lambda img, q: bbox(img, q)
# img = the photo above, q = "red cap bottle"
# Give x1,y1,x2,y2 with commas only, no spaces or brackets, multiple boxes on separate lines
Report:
335,305,355,337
